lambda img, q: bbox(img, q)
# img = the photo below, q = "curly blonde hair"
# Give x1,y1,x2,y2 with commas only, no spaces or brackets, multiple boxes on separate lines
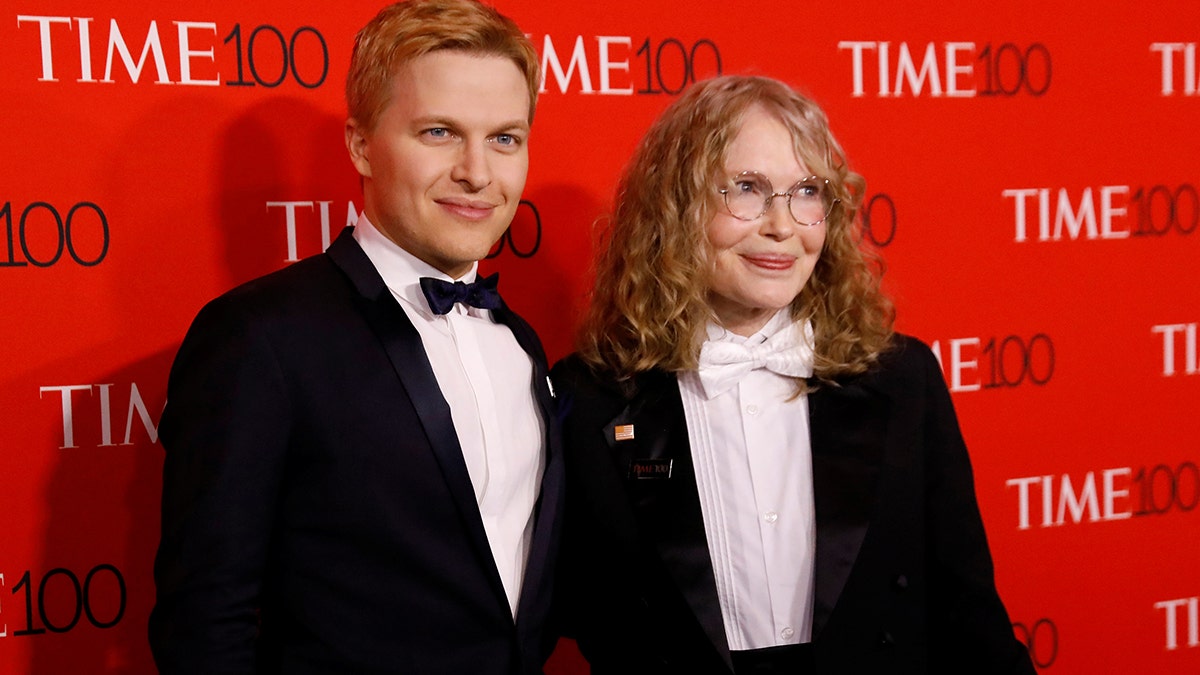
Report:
577,75,894,384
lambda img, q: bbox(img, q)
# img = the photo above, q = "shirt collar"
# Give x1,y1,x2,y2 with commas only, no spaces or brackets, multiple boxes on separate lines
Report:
705,308,795,346
352,212,480,317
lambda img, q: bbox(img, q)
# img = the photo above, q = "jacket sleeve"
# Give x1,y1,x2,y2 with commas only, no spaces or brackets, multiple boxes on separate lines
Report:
912,339,1037,675
148,296,291,674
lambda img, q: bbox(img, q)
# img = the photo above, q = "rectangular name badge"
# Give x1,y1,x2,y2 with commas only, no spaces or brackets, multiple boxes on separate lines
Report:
628,458,673,480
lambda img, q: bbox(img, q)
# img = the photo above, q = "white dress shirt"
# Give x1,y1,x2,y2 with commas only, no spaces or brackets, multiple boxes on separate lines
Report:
353,215,545,617
677,309,816,650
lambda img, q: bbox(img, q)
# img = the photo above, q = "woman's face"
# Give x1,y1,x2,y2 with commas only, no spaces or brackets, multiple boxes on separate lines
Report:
706,105,827,336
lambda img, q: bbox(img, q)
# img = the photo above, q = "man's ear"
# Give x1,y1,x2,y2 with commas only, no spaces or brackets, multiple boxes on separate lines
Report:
345,118,371,178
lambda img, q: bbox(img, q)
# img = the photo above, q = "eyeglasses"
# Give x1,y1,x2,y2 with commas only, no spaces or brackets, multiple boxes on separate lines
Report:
718,170,839,227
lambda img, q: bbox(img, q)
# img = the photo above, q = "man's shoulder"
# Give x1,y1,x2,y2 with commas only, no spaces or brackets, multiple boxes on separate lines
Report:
224,251,342,301
191,252,352,331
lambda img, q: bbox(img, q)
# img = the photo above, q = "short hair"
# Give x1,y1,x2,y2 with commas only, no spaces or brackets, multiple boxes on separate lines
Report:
346,0,540,131
577,75,894,385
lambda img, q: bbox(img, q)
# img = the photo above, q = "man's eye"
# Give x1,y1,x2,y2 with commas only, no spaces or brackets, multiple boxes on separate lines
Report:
494,134,519,146
424,128,450,138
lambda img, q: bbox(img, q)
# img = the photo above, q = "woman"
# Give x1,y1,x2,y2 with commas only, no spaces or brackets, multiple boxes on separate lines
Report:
552,76,1034,674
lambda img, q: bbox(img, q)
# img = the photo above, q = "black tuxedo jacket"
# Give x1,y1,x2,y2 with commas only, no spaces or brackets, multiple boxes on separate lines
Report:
551,336,1034,675
150,227,564,674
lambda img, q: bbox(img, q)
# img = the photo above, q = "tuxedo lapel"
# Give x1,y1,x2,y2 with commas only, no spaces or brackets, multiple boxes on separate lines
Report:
492,303,555,437
808,375,891,638
599,362,892,662
605,370,733,671
324,227,510,611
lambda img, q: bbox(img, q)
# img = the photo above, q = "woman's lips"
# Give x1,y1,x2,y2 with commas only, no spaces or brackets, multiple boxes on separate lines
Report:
742,254,796,270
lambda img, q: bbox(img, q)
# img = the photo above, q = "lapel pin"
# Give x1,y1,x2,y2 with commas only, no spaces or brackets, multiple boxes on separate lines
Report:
614,424,635,441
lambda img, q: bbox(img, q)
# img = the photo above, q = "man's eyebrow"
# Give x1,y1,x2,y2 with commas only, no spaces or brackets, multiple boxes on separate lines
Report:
409,115,460,128
408,115,530,133
493,120,531,133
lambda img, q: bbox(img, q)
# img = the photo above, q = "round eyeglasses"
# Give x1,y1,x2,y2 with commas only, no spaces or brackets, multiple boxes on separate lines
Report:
718,170,839,227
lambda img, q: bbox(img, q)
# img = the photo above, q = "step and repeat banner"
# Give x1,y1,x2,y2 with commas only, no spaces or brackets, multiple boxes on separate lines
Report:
2,0,1197,672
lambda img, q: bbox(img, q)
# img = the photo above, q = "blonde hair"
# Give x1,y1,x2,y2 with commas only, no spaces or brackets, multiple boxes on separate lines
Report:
577,75,894,384
346,0,540,131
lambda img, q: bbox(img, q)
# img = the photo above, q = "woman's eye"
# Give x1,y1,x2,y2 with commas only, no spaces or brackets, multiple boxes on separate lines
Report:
736,179,769,195
796,181,823,199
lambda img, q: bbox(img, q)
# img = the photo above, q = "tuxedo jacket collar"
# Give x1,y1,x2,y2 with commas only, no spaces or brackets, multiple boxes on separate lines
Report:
325,226,563,629
604,365,894,667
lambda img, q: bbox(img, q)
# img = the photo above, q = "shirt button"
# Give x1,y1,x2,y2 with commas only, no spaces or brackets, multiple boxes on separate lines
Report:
763,511,779,524
746,404,760,415
780,627,795,640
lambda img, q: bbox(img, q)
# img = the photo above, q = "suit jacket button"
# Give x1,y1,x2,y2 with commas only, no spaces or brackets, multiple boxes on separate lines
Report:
892,574,908,591
879,631,895,648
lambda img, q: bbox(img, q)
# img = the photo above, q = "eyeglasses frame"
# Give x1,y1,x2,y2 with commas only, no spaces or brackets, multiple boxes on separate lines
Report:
717,170,841,227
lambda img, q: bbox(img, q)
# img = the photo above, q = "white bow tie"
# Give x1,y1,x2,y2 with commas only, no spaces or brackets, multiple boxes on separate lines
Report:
696,320,815,398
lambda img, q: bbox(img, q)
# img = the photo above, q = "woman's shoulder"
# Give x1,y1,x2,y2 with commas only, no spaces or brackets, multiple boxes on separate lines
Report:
883,333,938,368
550,353,603,392
550,352,590,380
551,353,676,405
551,353,625,402
841,332,943,394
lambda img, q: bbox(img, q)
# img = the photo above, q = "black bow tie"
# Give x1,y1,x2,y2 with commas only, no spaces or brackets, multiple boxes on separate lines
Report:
419,273,502,315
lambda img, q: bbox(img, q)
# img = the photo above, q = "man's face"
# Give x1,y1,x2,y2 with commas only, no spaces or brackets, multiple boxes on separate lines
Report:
346,50,531,279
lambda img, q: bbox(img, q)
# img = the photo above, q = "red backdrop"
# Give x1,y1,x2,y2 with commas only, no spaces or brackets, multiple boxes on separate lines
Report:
2,1,1198,672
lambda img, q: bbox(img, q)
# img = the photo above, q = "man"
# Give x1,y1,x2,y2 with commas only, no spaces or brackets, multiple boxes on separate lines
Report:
148,1,562,672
